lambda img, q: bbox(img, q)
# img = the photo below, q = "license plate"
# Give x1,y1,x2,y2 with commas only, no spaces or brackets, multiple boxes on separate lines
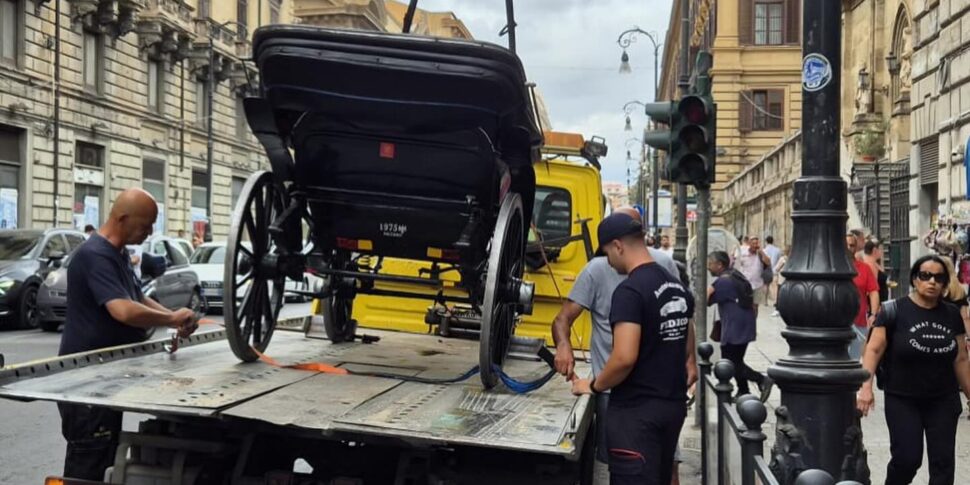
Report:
204,289,223,297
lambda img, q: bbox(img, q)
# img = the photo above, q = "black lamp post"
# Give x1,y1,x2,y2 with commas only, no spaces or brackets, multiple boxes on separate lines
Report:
770,1,870,481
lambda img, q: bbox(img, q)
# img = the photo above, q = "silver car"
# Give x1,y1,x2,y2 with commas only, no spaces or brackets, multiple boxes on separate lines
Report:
37,238,204,332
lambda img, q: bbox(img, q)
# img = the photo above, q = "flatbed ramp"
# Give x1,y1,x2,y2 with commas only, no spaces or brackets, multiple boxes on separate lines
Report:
0,328,591,459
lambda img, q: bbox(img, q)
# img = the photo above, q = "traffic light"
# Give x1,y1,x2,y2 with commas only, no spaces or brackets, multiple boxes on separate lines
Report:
668,95,716,188
641,101,677,151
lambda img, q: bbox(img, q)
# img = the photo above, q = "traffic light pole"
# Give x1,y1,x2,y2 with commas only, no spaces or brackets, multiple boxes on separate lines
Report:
672,0,690,265
768,0,870,480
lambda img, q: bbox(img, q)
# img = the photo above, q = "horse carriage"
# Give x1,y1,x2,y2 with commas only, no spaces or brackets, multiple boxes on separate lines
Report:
224,19,543,388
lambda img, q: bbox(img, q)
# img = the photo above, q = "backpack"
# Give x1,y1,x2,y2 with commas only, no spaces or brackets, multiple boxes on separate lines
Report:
724,269,754,310
870,299,897,390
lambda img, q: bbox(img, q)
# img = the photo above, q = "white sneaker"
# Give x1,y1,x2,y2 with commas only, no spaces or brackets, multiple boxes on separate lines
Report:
771,311,779,317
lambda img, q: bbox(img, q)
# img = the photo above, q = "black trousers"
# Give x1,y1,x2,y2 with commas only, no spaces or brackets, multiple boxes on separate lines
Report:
595,392,609,463
884,392,962,485
58,403,123,481
606,398,686,485
720,343,764,395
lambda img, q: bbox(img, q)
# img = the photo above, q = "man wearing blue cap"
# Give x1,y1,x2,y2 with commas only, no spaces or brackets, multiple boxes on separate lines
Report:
571,212,696,485
551,207,687,482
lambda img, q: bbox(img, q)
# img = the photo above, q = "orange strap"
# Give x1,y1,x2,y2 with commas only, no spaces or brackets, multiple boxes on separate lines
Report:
251,346,349,375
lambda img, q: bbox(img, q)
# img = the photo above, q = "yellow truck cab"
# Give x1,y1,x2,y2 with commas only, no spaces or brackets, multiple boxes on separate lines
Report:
317,131,606,350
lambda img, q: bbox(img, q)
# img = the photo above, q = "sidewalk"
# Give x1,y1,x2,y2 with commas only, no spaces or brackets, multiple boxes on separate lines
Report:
676,307,970,484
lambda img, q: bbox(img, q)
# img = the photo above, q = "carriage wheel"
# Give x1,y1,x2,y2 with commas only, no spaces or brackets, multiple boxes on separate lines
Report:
323,293,357,343
479,193,525,389
225,171,287,362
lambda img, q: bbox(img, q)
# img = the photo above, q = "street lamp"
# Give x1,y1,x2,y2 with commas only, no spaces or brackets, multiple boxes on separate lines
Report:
771,1,871,480
617,26,663,241
623,100,647,131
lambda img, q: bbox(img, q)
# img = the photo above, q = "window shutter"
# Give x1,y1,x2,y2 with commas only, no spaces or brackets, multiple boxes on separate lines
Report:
786,0,801,44
739,91,753,132
919,136,939,185
739,0,753,45
767,89,785,129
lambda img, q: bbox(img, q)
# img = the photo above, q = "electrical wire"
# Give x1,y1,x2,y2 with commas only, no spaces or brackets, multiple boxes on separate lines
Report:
739,90,786,120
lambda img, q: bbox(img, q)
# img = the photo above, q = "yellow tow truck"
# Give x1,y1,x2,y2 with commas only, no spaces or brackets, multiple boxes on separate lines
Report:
316,131,607,350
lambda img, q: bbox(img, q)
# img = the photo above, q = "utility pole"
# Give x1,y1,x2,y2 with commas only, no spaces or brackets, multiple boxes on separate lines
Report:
769,0,870,480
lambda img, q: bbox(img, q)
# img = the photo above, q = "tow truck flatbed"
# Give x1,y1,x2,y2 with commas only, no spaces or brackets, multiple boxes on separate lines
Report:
0,327,594,484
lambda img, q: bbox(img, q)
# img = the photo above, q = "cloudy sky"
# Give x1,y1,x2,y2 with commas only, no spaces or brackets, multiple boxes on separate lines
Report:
419,0,672,184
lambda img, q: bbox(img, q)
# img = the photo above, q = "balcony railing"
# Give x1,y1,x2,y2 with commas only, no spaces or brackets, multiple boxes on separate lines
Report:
697,342,865,485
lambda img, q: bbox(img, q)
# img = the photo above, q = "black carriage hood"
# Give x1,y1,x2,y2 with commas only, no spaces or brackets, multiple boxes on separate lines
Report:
246,25,542,174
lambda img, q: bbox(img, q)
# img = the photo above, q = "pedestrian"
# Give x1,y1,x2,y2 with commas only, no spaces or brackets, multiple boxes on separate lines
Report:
849,228,866,261
659,234,674,256
707,251,774,402
177,229,186,239
570,212,696,485
57,188,199,481
848,232,880,360
83,224,95,239
770,246,790,317
862,239,889,303
733,236,771,318
763,236,782,305
857,254,970,485
552,207,689,484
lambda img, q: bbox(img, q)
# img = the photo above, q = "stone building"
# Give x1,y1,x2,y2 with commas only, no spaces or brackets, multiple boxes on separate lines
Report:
0,0,294,239
722,1,918,283
656,0,804,232
908,0,970,262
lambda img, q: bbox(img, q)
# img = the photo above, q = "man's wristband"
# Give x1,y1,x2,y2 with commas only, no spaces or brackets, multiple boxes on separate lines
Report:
590,377,601,395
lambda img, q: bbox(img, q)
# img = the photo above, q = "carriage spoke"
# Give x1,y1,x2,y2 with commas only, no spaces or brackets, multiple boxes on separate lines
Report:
235,271,253,290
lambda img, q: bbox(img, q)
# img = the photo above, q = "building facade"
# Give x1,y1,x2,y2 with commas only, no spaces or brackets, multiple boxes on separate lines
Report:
722,1,917,281
0,0,295,239
294,0,472,38
656,0,803,233
909,0,970,261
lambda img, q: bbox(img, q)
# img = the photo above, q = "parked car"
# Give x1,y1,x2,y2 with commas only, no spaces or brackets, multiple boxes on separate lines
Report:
192,241,318,312
0,228,86,329
37,238,205,332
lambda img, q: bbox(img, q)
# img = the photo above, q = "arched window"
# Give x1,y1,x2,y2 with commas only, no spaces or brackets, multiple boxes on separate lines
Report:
888,6,912,110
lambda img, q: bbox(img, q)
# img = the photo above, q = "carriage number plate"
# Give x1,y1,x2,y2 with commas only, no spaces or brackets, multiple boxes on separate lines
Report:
380,223,408,238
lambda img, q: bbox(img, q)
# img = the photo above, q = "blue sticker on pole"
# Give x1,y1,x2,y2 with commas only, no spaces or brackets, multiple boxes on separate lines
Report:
802,54,832,92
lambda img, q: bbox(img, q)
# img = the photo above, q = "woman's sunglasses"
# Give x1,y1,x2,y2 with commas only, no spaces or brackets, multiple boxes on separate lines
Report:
916,271,948,285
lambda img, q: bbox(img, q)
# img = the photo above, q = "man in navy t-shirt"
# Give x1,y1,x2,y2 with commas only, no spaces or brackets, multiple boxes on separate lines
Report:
572,212,696,485
58,188,199,481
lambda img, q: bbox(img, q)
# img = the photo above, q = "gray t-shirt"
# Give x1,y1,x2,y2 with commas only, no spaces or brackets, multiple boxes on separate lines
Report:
568,252,680,378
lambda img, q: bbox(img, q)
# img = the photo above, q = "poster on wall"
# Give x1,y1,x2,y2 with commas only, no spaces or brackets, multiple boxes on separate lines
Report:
0,188,18,229
83,196,100,229
191,207,209,244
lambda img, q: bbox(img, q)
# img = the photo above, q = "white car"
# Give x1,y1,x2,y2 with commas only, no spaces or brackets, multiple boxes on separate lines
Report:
190,241,316,311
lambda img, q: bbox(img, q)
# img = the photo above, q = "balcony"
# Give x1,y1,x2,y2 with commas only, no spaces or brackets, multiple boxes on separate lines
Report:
193,18,249,58
73,0,144,38
139,0,194,31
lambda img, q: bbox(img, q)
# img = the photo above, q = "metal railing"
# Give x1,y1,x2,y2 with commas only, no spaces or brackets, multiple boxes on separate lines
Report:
697,342,864,485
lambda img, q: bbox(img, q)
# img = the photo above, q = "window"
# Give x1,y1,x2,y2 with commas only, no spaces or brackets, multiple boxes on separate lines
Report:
531,186,572,244
65,233,85,250
0,126,21,229
75,141,104,167
74,184,102,229
0,0,20,67
754,1,783,45
231,176,245,209
147,60,164,113
740,0,799,46
740,90,784,131
196,81,210,126
83,31,103,93
192,170,209,213
41,235,67,258
270,0,280,24
198,0,210,18
143,159,166,234
237,0,248,40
